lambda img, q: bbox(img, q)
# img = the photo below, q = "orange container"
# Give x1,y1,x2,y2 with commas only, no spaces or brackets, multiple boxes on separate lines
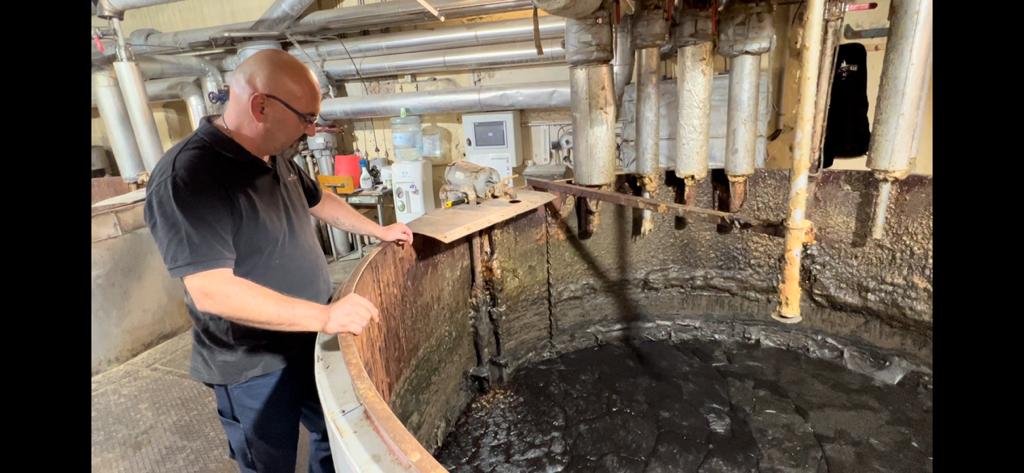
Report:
334,154,362,181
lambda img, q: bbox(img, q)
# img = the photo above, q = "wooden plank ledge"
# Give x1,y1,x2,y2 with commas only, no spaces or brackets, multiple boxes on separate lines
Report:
408,190,554,243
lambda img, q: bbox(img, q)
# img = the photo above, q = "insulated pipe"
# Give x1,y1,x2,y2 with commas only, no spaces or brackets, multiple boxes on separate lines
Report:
612,14,635,111
121,0,533,56
250,0,315,32
673,4,715,206
569,65,617,187
674,42,714,203
775,0,826,323
100,0,182,11
635,47,661,234
93,68,146,183
632,2,668,235
908,46,932,162
320,39,565,80
717,6,774,212
867,0,932,239
281,16,566,64
320,81,570,120
537,1,617,237
95,0,183,19
114,61,166,173
145,77,207,130
532,0,604,18
562,10,616,188
724,53,760,208
137,55,225,114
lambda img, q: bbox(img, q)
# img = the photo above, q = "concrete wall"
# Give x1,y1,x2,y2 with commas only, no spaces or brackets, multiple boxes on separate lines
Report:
342,169,932,454
540,170,932,366
92,204,189,375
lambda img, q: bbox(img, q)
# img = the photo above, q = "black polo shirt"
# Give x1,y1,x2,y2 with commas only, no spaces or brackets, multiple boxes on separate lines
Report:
144,116,332,386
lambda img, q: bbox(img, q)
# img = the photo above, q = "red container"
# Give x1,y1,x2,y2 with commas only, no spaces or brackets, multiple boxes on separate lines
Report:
334,154,361,181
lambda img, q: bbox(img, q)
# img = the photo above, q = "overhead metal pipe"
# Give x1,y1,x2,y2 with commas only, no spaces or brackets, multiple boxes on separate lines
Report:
145,77,207,130
137,55,225,114
319,81,570,120
283,16,565,64
119,0,533,56
250,0,315,32
320,39,564,80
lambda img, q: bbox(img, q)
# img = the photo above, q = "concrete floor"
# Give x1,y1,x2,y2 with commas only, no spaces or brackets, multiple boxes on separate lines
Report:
92,253,368,472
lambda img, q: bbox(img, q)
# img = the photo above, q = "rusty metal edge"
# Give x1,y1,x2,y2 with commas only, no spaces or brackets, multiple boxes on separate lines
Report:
335,242,449,472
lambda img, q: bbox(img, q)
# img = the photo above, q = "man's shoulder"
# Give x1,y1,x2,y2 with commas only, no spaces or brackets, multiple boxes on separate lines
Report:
149,133,226,188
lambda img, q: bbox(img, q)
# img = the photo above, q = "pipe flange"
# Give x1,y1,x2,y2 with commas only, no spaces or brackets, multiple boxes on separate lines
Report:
532,0,604,19
565,12,614,66
771,311,803,324
307,132,338,152
673,8,714,48
872,169,910,181
717,6,775,57
95,0,124,20
784,219,815,244
632,7,669,48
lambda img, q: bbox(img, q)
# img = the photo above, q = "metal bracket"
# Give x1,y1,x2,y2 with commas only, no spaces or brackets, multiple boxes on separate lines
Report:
843,24,888,40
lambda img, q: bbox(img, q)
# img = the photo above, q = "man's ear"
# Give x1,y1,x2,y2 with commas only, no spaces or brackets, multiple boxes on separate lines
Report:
251,94,268,122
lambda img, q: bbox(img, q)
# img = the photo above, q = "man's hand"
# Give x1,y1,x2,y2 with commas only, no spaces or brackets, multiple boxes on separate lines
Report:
377,223,414,246
322,293,380,335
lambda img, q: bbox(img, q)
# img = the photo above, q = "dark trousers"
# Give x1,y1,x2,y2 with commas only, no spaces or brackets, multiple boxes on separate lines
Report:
208,358,335,473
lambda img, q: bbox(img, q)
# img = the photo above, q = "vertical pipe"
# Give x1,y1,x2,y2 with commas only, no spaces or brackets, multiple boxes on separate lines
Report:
635,47,661,234
110,17,129,62
114,61,166,173
775,0,826,323
560,7,616,237
809,0,847,172
93,69,147,183
725,54,760,178
718,5,773,212
177,82,207,130
867,0,932,239
675,42,713,204
612,14,635,111
569,64,617,187
309,132,352,256
870,180,893,240
724,53,760,211
866,0,932,174
908,44,932,161
632,1,668,235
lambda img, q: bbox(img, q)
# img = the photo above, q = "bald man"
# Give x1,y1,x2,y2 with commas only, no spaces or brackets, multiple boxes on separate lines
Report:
144,50,412,472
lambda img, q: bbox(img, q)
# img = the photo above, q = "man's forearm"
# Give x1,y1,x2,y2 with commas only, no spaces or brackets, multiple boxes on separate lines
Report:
184,269,328,332
311,192,382,237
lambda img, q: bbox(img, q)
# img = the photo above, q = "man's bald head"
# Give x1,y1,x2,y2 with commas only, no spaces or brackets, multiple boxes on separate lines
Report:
229,49,321,102
219,49,323,158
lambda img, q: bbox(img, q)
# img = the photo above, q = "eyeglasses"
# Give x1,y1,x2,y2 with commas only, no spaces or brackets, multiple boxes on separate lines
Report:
261,93,319,126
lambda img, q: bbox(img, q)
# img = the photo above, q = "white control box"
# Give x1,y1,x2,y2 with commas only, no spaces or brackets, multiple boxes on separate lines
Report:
462,111,522,179
391,160,435,223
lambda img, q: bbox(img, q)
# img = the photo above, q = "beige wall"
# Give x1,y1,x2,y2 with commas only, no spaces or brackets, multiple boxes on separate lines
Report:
92,0,931,175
